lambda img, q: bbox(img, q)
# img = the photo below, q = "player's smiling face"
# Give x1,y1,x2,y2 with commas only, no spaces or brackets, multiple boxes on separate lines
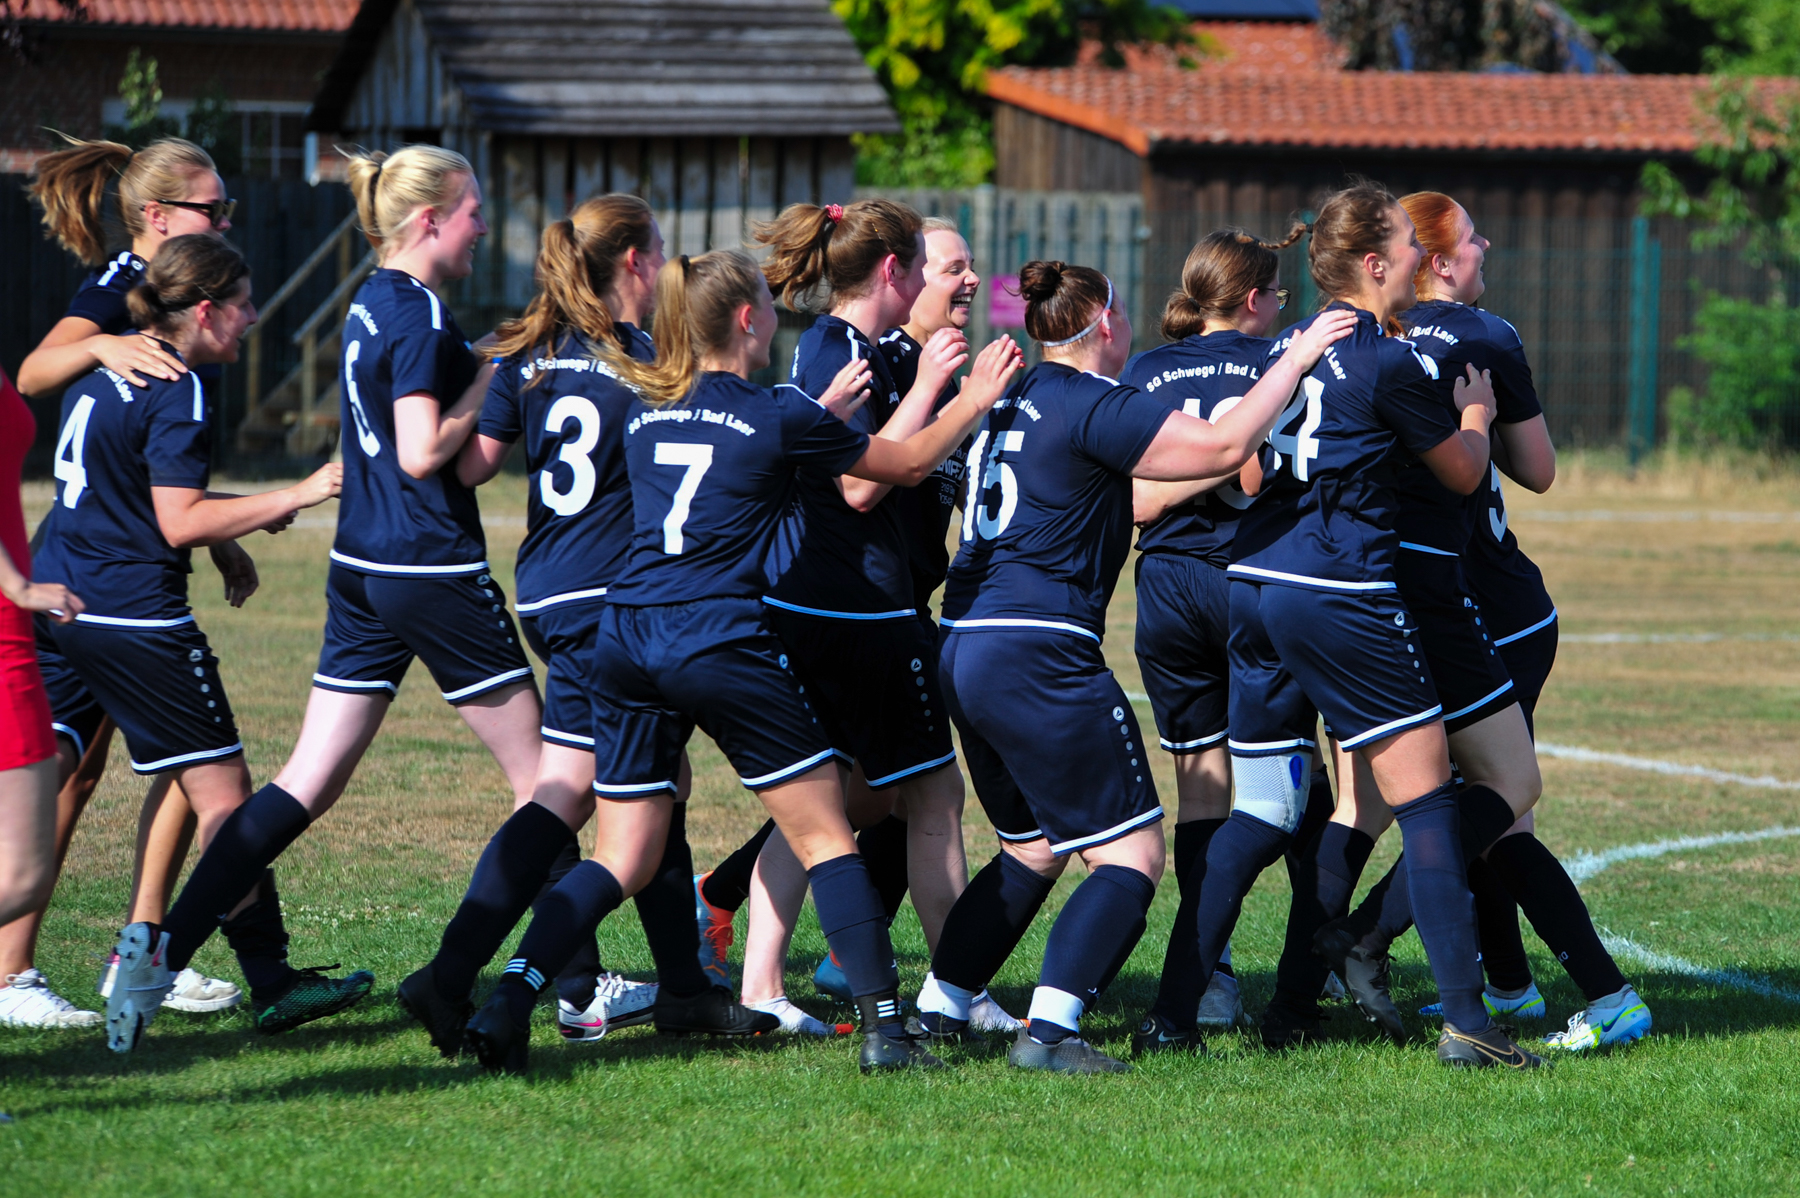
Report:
914,229,979,334
191,274,258,365
1440,205,1489,304
433,175,488,280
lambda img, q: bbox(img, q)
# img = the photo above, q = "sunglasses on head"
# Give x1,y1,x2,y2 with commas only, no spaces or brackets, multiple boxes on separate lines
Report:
154,198,237,227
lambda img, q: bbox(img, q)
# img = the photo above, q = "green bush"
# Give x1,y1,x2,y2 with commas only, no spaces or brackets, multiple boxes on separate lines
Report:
1671,291,1800,448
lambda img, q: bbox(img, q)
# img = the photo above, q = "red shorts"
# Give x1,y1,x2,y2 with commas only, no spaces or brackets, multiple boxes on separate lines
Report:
0,601,56,771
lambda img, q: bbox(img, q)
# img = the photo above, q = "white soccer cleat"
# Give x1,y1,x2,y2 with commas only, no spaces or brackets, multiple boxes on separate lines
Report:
746,996,853,1036
0,970,102,1028
98,958,241,1014
1543,985,1652,1052
558,972,659,1042
968,990,1023,1033
1197,971,1255,1029
1321,971,1348,1002
104,923,174,1054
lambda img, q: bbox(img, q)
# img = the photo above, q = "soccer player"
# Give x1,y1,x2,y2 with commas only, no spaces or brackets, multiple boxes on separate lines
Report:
461,248,1023,1074
1185,180,1546,1068
6,136,249,1026
1317,192,1650,1053
30,235,348,1051
1117,227,1341,1052
914,260,1356,1074
102,144,527,1053
401,194,763,1051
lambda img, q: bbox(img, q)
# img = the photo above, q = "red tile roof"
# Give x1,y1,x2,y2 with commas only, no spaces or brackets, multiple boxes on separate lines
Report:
13,0,358,32
990,25,1795,156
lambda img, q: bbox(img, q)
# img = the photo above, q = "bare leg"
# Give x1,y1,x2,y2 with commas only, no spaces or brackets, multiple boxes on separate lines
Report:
0,728,110,976
892,763,966,953
129,776,196,924
0,759,58,930
270,690,394,817
739,829,809,1006
454,681,543,807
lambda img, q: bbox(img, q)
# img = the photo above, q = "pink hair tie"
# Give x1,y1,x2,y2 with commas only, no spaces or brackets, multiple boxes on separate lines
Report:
825,204,845,223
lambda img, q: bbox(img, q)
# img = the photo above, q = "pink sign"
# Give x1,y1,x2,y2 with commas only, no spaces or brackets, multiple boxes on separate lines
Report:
989,275,1026,328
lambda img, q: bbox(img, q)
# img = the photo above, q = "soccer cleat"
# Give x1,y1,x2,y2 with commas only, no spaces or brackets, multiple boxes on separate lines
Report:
912,1010,973,1043
105,923,173,1054
1438,1020,1549,1069
0,970,102,1028
1131,1012,1204,1056
812,952,852,1003
1419,981,1547,1021
1008,1028,1131,1074
859,1028,947,1073
1542,986,1652,1052
464,992,530,1074
396,962,472,1058
1315,922,1405,1045
693,872,736,989
1196,971,1255,1030
1259,1000,1324,1051
748,996,854,1036
557,972,659,1042
98,958,241,1014
1322,971,1348,1002
968,990,1023,1034
253,966,374,1035
653,986,780,1037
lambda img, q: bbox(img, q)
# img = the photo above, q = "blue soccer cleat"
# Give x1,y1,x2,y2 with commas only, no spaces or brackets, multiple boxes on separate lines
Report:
813,951,852,1003
693,873,735,990
1542,985,1652,1052
1419,981,1546,1021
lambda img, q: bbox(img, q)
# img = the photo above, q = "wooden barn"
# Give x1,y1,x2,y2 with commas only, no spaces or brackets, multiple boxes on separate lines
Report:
984,18,1796,445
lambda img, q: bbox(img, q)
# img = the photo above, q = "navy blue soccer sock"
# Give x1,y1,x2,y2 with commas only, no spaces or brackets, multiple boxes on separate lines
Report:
164,784,311,973
219,869,298,1008
1029,865,1156,1044
432,801,576,1004
857,814,910,923
495,860,625,1026
931,851,1056,995
1364,784,1519,947
1191,811,1292,990
632,802,712,1000
1392,782,1487,1032
1149,817,1226,1026
1274,822,1374,1010
543,838,608,1007
1467,855,1533,993
1486,832,1627,1002
700,819,776,913
807,853,904,1037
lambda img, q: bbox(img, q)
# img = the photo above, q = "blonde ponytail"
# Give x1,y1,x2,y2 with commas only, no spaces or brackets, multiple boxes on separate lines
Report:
29,134,216,266
616,250,765,408
341,143,473,261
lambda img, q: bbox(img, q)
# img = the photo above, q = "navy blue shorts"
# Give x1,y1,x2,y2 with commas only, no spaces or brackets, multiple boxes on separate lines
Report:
520,597,607,750
1495,616,1558,736
763,605,954,789
44,617,241,774
940,627,1162,856
1228,580,1442,755
1396,551,1515,734
314,564,535,704
33,613,105,757
1133,553,1231,754
590,598,837,796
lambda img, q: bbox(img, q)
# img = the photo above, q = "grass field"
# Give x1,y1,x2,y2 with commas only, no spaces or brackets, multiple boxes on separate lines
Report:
6,454,1800,1197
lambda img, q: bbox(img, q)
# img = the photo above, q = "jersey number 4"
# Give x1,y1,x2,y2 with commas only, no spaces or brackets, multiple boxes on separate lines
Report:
53,394,98,509
653,442,713,555
541,396,601,517
1267,376,1324,482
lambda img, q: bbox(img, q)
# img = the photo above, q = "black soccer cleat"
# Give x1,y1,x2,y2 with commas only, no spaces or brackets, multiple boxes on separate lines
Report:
253,966,374,1035
397,962,473,1059
1259,1000,1325,1051
859,1029,947,1073
1314,920,1405,1045
464,992,531,1075
910,1011,978,1044
1438,1021,1549,1070
1131,1012,1205,1057
1007,1029,1131,1074
653,986,779,1037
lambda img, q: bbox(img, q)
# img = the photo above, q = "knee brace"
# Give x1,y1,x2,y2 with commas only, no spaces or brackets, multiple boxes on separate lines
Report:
1230,752,1311,834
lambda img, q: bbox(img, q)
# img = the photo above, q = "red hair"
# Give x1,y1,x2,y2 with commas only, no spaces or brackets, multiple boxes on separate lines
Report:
1399,191,1465,300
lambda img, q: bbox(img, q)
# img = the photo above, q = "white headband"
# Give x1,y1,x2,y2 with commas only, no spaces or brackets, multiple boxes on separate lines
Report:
1039,277,1114,348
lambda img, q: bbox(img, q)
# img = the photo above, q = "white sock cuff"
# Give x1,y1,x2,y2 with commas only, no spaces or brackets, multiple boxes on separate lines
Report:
917,972,975,1021
1026,986,1085,1033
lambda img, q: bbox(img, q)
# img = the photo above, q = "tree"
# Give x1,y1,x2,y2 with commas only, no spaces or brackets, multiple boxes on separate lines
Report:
1320,0,1618,72
1561,0,1800,76
186,79,241,175
104,48,182,148
834,0,1200,187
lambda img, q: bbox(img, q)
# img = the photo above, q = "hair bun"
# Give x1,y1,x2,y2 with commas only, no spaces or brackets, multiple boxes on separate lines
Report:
1016,260,1065,304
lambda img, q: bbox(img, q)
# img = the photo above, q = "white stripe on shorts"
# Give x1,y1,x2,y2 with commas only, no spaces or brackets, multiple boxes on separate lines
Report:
1337,704,1445,750
73,613,195,628
864,750,957,789
312,673,398,695
1227,736,1316,754
939,617,1100,642
1442,680,1514,722
1048,805,1165,856
1493,608,1558,647
328,550,489,576
1161,729,1228,751
761,596,916,621
541,726,595,748
1225,565,1397,591
130,741,243,773
593,778,677,796
1398,541,1458,556
50,722,87,759
739,746,838,789
516,587,608,614
441,667,534,702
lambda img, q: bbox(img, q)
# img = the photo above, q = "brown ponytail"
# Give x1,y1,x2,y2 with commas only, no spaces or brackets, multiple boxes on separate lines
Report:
755,199,922,311
125,233,249,335
1161,223,1306,340
487,193,656,377
1016,260,1112,347
617,249,765,408
1309,179,1402,307
28,134,216,266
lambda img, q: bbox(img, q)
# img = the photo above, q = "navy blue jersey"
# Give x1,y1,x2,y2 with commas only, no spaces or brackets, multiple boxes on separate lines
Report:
1465,464,1556,637
606,373,871,607
33,341,210,623
1121,330,1269,568
478,323,654,613
1228,304,1460,593
1394,300,1543,554
764,315,912,615
65,251,146,334
331,269,485,576
939,362,1172,639
879,327,970,602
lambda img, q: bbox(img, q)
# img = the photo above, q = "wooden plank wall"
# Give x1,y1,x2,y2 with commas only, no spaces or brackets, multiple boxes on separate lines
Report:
994,105,1144,193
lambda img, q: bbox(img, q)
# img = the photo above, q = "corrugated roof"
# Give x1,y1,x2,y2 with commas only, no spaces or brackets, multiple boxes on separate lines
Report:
310,0,900,138
14,0,357,31
988,48,1794,156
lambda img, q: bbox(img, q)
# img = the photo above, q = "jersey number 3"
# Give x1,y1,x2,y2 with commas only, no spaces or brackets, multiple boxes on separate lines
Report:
540,396,601,517
653,442,713,555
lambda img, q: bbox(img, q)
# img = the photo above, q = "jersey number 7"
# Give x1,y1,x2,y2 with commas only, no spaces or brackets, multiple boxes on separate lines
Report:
653,442,714,554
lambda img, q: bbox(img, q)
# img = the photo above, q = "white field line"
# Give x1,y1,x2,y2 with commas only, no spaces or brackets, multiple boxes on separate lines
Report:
1536,743,1800,791
1598,932,1800,1006
1518,509,1800,523
1562,632,1800,644
1563,825,1800,884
